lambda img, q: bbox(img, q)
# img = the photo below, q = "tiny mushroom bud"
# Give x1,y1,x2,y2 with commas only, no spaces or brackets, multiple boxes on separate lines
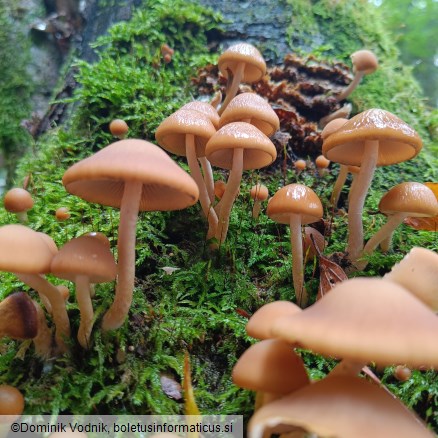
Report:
3,187,34,223
55,206,70,221
267,184,323,307
250,184,269,219
293,159,306,173
315,154,330,177
336,49,378,101
109,119,129,139
214,179,226,200
394,365,412,382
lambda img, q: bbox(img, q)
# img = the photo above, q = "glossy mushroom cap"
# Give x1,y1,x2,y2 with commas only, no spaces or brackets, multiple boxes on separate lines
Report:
205,122,277,170
62,139,199,210
246,301,302,340
219,93,279,136
322,109,422,167
0,292,38,339
267,184,323,225
384,247,438,311
315,155,330,170
271,277,438,368
351,49,379,74
250,184,269,201
248,375,434,438
3,188,33,213
0,385,24,416
218,43,266,83
232,339,309,394
379,182,438,217
0,224,55,274
109,119,128,138
320,118,348,140
155,109,216,157
51,235,117,284
180,101,220,128
55,207,70,221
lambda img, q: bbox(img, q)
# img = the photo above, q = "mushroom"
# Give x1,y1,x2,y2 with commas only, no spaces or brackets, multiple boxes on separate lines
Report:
271,277,438,370
51,235,117,348
109,119,129,139
322,109,423,264
248,375,434,438
266,184,323,307
205,122,277,245
357,182,438,270
214,179,226,200
155,109,218,239
3,187,34,223
314,154,330,177
383,247,438,311
217,43,266,115
336,49,378,101
250,184,269,219
232,339,309,408
55,206,70,221
0,384,24,417
293,159,307,175
62,139,199,331
0,224,70,352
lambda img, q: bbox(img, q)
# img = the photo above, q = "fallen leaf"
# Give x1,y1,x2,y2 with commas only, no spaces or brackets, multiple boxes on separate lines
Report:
160,374,182,400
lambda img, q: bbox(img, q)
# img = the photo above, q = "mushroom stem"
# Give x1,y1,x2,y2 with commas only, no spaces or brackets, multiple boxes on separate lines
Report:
330,164,349,207
252,201,262,219
218,62,245,115
75,274,94,348
198,156,215,204
290,214,307,308
101,181,142,331
214,147,244,244
16,211,28,223
380,236,392,253
336,71,364,102
32,300,53,359
16,273,70,352
186,134,218,240
356,212,408,271
346,139,379,264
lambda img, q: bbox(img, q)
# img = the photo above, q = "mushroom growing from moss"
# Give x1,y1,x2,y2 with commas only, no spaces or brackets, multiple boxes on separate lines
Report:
357,182,438,270
323,109,422,264
109,119,129,139
250,184,269,219
3,187,34,223
62,139,199,331
267,184,323,307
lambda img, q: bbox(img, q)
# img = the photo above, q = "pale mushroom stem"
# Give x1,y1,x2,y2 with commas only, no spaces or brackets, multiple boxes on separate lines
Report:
16,273,70,353
252,200,262,219
356,212,408,271
330,164,349,207
336,71,365,102
198,156,215,204
380,236,392,253
215,147,244,244
32,300,53,359
218,62,245,115
185,134,218,240
75,274,94,348
16,211,28,223
101,181,142,331
289,214,308,308
347,139,379,264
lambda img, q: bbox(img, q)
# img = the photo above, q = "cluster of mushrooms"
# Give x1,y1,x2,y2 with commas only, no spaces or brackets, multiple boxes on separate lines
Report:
1,41,438,434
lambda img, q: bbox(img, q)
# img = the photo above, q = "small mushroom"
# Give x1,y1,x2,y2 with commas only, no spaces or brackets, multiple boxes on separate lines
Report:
0,384,24,416
315,154,330,177
250,184,269,219
336,49,378,101
109,119,129,139
357,182,438,270
3,187,34,223
267,184,323,307
55,206,70,221
293,159,307,174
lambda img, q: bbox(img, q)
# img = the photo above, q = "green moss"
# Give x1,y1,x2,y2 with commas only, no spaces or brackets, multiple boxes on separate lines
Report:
0,0,437,432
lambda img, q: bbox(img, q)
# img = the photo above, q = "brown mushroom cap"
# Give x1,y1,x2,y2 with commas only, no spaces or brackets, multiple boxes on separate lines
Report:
267,184,323,225
250,184,269,201
232,339,309,394
155,109,216,157
205,122,277,170
320,118,349,140
0,224,55,274
0,292,38,339
219,93,279,136
0,385,24,416
248,375,434,438
271,277,438,367
51,235,117,284
315,155,330,169
351,49,379,74
180,101,220,129
62,139,199,210
322,109,422,166
378,182,438,217
246,301,302,340
55,206,71,221
109,119,128,138
218,43,266,83
3,188,33,213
